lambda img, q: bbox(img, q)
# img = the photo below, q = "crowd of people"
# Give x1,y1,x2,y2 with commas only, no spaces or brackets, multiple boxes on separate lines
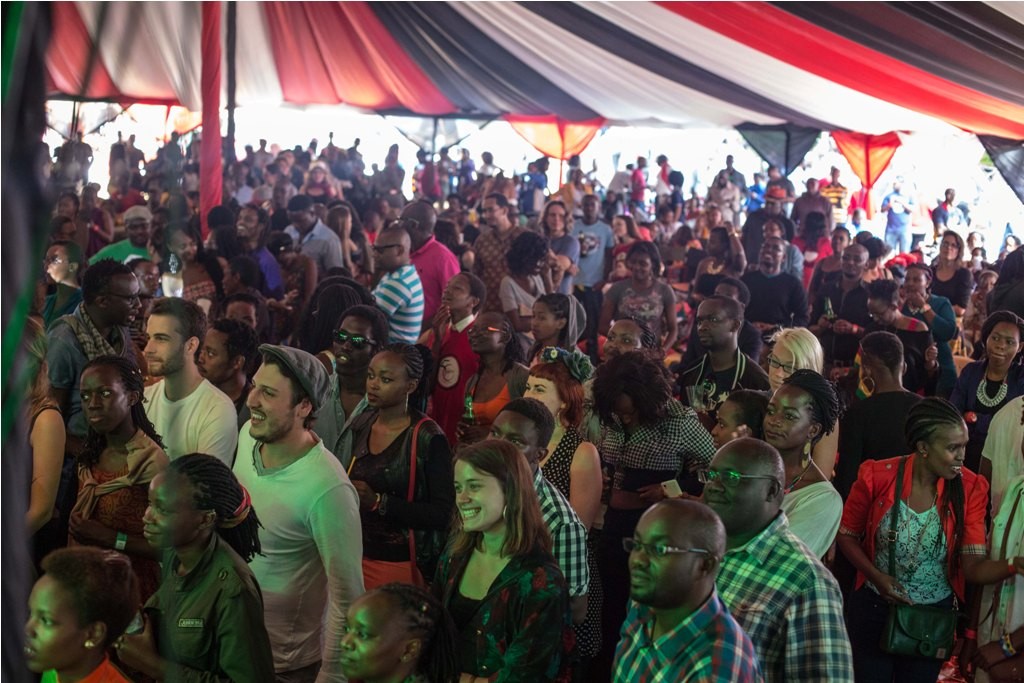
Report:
22,135,1024,683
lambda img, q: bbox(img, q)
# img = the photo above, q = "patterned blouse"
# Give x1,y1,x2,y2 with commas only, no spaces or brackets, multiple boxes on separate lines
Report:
434,545,574,682
601,398,715,493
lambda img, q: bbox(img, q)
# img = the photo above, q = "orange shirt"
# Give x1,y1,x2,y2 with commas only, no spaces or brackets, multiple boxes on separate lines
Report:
42,656,132,683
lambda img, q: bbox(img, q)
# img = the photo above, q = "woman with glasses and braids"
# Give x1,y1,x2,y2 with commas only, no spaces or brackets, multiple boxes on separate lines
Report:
68,356,168,601
117,453,275,682
347,343,455,589
340,582,459,683
838,398,1020,683
763,369,843,558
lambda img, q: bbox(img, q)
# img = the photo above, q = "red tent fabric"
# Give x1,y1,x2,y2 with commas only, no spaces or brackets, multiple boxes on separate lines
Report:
831,131,903,219
505,115,606,161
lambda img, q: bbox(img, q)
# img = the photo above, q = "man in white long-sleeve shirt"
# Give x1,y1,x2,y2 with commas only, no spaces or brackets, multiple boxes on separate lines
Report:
234,344,364,683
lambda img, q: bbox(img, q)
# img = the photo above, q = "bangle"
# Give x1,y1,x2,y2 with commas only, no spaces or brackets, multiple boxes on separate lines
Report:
115,532,128,551
964,628,978,640
370,494,381,512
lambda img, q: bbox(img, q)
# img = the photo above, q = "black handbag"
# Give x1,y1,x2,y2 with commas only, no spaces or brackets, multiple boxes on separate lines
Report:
879,456,959,660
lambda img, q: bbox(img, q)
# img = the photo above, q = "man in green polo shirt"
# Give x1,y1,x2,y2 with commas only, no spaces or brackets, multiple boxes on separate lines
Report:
89,205,152,264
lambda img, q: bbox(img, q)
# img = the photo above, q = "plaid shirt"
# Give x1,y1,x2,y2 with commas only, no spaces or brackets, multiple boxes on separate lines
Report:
613,591,763,682
534,468,590,598
717,513,853,683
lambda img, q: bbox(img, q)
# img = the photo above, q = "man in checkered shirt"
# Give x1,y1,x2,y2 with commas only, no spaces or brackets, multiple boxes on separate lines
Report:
613,499,761,682
491,400,590,622
704,438,854,682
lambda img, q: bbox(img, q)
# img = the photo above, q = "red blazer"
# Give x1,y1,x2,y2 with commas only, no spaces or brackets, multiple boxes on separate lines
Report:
839,455,989,601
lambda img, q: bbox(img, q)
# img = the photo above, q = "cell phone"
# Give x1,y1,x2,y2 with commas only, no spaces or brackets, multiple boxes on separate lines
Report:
661,479,683,499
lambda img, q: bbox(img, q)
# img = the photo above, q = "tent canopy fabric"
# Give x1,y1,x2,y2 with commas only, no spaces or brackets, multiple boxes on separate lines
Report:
45,1,1024,138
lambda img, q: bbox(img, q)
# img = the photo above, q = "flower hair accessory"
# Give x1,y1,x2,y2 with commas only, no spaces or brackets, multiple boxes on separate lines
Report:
541,347,593,383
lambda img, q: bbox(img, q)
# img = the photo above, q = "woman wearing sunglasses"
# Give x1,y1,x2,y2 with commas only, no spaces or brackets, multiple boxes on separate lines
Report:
767,328,840,479
347,343,454,589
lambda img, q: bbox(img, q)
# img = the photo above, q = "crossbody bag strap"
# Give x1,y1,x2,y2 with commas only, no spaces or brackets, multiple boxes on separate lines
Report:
889,456,908,583
407,418,428,565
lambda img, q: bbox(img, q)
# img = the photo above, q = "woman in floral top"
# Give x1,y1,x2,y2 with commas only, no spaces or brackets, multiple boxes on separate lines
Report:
435,439,573,683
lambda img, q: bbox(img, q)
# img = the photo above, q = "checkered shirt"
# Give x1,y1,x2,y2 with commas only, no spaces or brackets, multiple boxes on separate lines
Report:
534,468,590,597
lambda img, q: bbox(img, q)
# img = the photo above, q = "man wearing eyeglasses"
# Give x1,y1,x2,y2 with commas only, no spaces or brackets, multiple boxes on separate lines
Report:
614,499,761,683
677,296,769,419
371,224,424,344
703,438,854,682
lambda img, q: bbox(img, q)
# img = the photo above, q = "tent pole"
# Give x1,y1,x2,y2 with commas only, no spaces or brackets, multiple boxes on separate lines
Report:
431,116,438,156
225,0,237,164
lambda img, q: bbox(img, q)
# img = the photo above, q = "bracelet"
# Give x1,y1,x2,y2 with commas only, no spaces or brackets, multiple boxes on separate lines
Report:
370,494,381,513
115,532,128,551
964,628,978,640
1010,560,1018,576
1002,632,1018,657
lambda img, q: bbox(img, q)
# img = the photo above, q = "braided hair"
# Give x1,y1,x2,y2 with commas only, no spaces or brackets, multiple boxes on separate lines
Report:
905,398,969,578
169,454,262,562
79,356,164,469
379,343,433,413
780,369,843,443
375,583,459,683
617,315,659,351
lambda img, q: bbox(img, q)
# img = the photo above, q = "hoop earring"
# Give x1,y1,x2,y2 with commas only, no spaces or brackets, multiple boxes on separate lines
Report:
862,376,876,395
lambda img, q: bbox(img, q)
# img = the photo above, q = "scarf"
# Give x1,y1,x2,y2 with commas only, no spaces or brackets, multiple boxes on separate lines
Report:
57,304,128,362
71,430,169,521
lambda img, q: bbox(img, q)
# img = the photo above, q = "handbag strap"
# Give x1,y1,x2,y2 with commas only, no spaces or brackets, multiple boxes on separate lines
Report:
407,418,428,565
984,487,1024,629
888,456,908,582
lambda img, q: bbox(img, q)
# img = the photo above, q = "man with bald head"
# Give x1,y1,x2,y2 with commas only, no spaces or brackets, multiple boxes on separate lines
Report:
371,224,424,343
703,438,853,682
401,199,460,329
614,499,761,682
810,242,872,369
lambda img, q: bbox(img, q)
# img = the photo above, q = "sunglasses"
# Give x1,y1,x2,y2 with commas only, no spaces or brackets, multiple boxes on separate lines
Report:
334,330,373,349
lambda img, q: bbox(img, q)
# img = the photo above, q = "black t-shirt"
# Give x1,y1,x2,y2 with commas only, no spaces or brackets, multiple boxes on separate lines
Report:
811,279,872,365
742,270,809,327
835,391,922,499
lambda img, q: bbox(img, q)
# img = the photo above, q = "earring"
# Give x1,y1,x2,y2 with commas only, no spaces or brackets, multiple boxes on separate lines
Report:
502,505,507,519
803,441,812,459
84,640,95,649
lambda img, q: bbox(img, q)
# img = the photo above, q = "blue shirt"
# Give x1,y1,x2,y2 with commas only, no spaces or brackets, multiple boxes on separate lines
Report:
550,234,581,294
250,246,284,299
574,219,614,287
881,191,914,233
373,264,425,343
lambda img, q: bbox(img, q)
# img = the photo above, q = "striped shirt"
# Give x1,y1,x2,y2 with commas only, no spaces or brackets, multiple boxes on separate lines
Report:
534,468,590,598
716,512,853,682
613,592,762,683
373,264,424,344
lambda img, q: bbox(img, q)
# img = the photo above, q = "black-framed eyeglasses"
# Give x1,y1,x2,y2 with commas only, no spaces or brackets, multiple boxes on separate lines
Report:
623,538,715,560
334,329,373,350
698,469,781,488
372,243,401,254
766,354,796,374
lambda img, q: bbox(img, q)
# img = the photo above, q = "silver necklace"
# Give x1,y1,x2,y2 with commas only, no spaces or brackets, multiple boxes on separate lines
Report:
976,376,1009,408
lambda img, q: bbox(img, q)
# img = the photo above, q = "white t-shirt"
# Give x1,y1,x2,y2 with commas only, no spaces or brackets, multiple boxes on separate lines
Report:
143,378,238,466
233,424,364,680
982,397,1024,513
781,480,843,559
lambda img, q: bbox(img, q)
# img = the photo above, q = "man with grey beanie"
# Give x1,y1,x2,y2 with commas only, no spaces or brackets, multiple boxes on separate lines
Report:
233,344,364,682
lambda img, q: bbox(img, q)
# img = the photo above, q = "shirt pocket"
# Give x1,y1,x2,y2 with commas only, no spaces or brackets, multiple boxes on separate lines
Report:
171,621,214,665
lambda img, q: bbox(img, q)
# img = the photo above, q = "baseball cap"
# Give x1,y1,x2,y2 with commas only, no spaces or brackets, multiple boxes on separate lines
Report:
765,186,787,202
124,206,152,224
258,344,329,412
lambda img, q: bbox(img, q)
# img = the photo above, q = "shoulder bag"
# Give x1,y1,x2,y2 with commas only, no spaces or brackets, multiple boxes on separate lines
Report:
880,456,960,660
